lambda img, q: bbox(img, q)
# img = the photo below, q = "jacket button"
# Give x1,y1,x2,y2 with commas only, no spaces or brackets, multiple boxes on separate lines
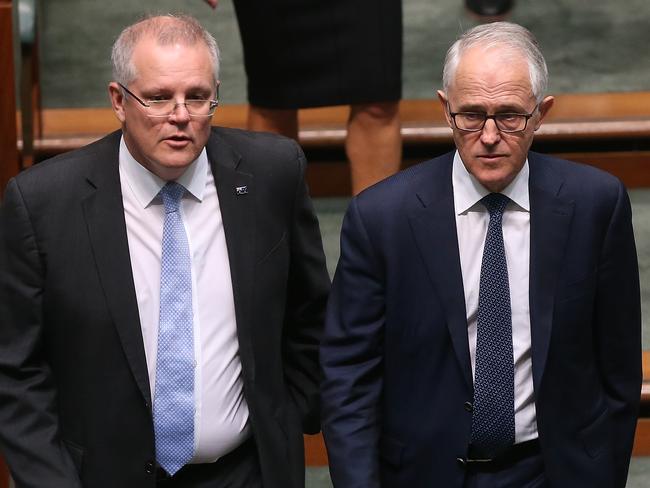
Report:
464,401,473,412
144,460,155,474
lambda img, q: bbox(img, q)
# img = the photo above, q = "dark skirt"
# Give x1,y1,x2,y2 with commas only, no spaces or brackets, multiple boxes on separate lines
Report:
232,0,403,109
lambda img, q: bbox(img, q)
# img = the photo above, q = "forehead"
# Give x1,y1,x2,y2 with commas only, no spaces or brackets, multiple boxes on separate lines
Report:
449,46,535,109
130,35,214,88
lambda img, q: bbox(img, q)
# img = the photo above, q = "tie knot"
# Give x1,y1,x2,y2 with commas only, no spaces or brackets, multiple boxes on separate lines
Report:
482,193,510,216
160,182,186,213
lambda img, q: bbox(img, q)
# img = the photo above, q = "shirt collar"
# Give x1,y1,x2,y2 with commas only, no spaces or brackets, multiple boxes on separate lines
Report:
452,150,530,214
119,136,209,208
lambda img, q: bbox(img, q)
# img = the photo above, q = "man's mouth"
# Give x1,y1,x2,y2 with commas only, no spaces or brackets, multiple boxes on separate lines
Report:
166,134,191,141
478,154,507,160
164,135,192,147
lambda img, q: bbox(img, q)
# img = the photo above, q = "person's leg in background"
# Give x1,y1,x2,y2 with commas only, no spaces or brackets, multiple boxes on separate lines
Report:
247,101,402,196
247,106,299,140
346,100,401,195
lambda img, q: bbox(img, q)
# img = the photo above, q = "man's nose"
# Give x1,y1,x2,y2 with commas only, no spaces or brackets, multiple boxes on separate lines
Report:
168,102,192,123
480,118,501,145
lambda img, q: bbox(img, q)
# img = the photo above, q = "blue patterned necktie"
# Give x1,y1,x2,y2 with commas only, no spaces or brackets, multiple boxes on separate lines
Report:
154,181,195,475
470,192,515,458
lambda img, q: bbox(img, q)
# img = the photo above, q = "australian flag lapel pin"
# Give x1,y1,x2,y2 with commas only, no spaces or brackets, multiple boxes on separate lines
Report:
235,185,248,196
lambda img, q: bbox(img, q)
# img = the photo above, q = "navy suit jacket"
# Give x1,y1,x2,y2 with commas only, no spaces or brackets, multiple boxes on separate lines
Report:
321,151,641,488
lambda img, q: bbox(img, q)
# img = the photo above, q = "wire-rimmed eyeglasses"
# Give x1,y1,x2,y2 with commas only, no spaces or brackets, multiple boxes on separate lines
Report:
448,104,538,133
118,83,219,117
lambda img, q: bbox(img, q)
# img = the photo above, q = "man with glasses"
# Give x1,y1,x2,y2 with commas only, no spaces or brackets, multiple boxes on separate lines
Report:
0,14,329,488
321,22,640,488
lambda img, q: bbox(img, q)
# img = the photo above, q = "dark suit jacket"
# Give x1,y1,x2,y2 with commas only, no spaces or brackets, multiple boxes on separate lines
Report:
321,151,641,488
0,128,330,488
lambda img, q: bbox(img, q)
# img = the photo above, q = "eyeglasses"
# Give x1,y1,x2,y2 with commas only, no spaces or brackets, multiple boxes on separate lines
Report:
118,83,219,117
448,104,538,133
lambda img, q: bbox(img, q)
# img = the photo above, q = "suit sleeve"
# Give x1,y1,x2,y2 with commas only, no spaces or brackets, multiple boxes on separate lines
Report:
0,179,82,487
282,144,331,434
321,198,384,488
594,180,642,488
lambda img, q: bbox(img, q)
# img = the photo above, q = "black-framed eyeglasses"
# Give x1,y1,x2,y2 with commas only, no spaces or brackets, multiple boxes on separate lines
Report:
448,104,538,133
118,83,219,117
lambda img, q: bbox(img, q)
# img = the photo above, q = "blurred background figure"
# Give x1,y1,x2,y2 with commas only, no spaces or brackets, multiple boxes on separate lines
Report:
205,0,402,195
465,0,514,18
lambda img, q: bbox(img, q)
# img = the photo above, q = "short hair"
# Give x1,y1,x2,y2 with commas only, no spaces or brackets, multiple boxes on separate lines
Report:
111,14,220,86
442,22,548,103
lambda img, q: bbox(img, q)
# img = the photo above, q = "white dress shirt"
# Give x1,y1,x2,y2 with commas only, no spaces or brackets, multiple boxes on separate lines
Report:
119,137,250,463
452,151,538,443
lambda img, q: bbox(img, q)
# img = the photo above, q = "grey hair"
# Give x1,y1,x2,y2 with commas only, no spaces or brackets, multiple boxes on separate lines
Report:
442,22,548,103
111,14,220,86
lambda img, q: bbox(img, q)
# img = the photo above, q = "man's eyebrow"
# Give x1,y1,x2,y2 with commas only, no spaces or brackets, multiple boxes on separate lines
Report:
138,86,173,96
138,85,213,95
455,104,487,112
493,104,530,113
187,87,214,97
455,103,529,113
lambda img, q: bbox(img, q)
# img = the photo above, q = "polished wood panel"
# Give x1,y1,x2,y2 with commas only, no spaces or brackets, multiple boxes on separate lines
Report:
553,151,650,189
34,91,650,140
0,455,7,488
306,152,650,197
0,0,20,198
30,93,650,197
0,0,13,480
642,351,650,406
633,419,650,456
0,2,16,482
304,433,329,466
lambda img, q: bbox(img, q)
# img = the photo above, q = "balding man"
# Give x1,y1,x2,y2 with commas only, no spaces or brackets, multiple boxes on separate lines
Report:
0,14,329,488
321,22,640,488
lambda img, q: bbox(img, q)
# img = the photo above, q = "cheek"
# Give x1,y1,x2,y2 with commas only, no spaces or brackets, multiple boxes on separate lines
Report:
194,121,212,143
453,131,472,150
127,118,159,142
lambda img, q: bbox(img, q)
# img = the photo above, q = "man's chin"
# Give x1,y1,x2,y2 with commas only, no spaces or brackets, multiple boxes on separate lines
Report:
144,154,197,180
469,165,512,190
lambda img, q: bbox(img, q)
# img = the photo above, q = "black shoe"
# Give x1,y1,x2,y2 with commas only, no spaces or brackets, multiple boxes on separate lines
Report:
465,0,514,17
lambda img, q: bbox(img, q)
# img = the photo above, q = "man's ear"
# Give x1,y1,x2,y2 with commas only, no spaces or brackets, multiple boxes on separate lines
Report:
108,82,126,123
437,90,453,127
534,95,554,130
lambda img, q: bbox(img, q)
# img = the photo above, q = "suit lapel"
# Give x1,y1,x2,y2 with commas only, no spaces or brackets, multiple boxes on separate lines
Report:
206,131,257,383
528,154,574,393
408,155,473,390
81,133,152,405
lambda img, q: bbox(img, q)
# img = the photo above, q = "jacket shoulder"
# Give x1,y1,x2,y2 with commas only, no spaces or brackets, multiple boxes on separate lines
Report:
211,127,303,162
356,151,454,204
7,131,121,198
528,151,624,196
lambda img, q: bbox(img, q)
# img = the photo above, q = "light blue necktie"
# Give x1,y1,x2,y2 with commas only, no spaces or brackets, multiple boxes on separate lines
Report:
470,192,515,458
154,181,195,475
